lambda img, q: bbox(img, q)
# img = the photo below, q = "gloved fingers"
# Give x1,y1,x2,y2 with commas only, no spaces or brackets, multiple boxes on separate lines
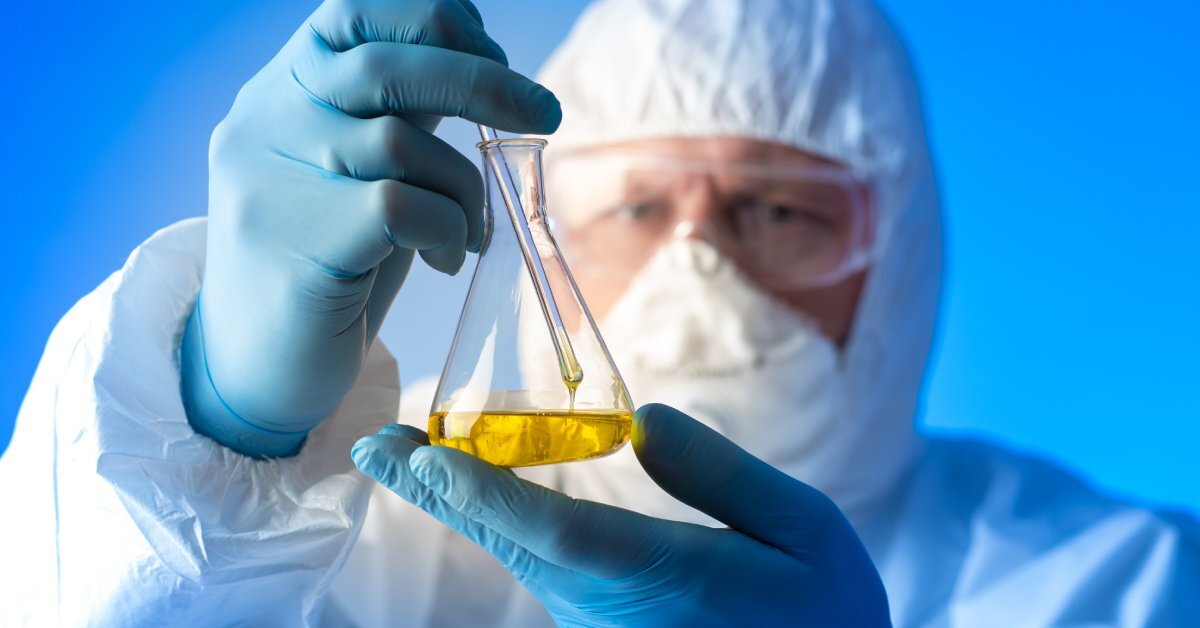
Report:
270,169,467,276
215,143,462,278
217,165,395,277
451,0,485,28
632,404,843,559
374,178,470,274
306,0,507,65
363,248,415,342
351,433,578,589
272,171,466,276
352,432,468,517
327,115,484,252
377,422,430,445
408,445,671,580
354,433,483,526
295,42,561,133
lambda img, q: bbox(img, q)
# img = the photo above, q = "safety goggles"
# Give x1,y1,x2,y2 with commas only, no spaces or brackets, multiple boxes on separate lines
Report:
546,151,875,289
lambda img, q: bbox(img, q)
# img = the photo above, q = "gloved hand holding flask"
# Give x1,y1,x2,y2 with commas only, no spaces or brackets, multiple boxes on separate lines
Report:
352,403,892,626
180,0,562,457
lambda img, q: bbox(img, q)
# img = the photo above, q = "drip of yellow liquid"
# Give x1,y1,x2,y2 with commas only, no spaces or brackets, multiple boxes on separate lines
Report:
567,379,579,411
429,410,632,467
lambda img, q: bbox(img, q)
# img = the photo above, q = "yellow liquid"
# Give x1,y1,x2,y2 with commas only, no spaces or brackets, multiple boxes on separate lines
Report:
429,410,633,467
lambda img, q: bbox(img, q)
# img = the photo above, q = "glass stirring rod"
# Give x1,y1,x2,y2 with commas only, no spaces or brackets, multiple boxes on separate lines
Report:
477,125,585,397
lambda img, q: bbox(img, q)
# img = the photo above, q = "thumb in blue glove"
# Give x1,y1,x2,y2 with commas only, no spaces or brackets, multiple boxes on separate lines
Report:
351,403,891,626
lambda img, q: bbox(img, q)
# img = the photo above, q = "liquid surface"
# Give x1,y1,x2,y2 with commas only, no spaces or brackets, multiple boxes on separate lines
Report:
429,410,633,467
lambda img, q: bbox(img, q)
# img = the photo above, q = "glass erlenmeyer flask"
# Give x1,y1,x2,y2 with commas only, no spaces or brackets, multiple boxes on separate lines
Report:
428,137,634,467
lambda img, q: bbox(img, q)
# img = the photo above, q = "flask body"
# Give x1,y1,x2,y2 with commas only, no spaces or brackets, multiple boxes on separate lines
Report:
428,139,634,467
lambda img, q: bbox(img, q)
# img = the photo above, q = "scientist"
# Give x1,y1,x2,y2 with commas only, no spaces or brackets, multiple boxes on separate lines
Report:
2,0,1197,625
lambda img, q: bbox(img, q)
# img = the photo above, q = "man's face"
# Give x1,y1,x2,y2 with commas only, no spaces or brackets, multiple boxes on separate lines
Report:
550,137,869,345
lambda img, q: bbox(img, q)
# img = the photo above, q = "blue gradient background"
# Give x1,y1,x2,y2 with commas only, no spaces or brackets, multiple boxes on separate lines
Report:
1,1,1196,513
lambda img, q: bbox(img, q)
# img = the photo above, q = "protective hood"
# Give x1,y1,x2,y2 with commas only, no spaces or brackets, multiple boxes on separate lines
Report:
535,0,942,517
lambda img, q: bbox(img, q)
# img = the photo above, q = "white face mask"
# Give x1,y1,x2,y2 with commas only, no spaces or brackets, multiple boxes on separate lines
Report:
538,237,922,522
599,238,848,474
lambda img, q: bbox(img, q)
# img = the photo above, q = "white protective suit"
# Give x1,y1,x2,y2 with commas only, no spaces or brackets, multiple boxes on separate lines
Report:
2,0,1198,626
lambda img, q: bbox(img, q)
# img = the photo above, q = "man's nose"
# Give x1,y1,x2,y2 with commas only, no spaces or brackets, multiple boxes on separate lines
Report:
672,177,725,242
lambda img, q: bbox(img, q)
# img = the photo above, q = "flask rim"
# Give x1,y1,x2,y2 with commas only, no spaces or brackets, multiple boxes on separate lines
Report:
477,137,548,151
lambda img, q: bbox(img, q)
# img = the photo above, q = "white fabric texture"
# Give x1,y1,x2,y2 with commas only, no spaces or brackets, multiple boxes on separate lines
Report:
3,0,1198,626
0,219,396,626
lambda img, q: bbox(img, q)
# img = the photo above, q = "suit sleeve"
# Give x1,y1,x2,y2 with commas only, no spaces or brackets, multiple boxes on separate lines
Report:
0,218,400,626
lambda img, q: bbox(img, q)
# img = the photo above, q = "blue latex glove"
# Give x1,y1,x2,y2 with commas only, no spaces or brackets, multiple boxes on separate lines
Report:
180,0,561,457
352,404,891,626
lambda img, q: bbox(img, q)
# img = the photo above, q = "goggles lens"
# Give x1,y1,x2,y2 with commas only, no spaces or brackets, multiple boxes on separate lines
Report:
548,153,873,288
